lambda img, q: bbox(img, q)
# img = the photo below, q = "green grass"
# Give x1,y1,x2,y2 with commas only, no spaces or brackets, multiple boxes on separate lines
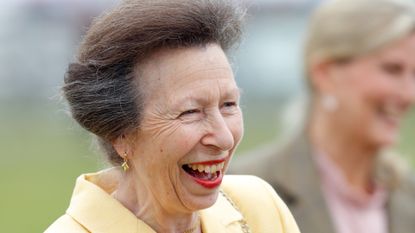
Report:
1,104,414,232
0,108,100,232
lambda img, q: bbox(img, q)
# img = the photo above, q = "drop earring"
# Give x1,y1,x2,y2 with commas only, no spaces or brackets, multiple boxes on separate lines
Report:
121,152,129,172
321,94,338,112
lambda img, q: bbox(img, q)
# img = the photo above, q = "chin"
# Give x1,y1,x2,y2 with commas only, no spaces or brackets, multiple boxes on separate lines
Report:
183,190,220,211
367,123,400,148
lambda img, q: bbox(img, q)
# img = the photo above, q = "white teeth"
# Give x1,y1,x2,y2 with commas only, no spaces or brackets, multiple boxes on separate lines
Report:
211,165,217,173
197,165,204,172
187,162,225,174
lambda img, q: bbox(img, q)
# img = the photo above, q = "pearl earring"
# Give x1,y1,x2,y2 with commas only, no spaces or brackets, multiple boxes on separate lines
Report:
321,94,338,112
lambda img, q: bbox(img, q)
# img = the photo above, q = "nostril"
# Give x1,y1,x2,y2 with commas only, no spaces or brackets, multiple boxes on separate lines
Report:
200,131,234,151
217,127,234,150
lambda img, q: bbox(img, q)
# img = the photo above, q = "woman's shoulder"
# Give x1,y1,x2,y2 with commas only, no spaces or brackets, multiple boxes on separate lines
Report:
44,214,88,233
222,174,281,199
221,175,292,212
221,175,300,233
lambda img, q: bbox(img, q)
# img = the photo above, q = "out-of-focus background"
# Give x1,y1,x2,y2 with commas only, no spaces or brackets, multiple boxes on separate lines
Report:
0,0,414,232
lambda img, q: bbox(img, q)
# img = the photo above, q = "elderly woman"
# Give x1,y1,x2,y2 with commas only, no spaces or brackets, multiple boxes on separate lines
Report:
45,0,300,233
231,0,415,233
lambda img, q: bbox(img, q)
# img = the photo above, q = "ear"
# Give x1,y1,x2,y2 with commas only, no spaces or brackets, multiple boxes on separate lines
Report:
112,134,132,159
309,59,340,95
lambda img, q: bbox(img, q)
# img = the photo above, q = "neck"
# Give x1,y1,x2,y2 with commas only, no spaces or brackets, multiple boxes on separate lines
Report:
112,171,201,233
309,107,380,194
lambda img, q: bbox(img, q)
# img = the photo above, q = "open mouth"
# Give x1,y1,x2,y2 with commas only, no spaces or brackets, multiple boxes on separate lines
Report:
379,105,402,119
378,104,402,127
182,161,225,189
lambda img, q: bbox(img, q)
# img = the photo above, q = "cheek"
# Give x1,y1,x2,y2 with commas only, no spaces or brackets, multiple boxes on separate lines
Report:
363,79,395,98
228,114,244,145
343,82,388,123
342,69,393,109
353,64,401,98
164,124,206,154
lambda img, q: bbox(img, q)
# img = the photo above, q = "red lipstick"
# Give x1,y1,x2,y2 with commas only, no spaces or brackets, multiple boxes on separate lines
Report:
183,158,227,189
189,158,226,166
192,171,223,189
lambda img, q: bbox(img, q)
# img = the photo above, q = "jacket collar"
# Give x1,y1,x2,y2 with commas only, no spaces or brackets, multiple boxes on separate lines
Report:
66,168,243,233
66,168,154,233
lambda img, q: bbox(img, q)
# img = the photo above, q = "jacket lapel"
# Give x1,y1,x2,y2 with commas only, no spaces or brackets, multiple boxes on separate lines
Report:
200,190,245,233
268,134,336,233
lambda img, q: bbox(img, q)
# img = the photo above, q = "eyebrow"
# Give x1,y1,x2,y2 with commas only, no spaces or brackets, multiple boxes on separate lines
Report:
222,87,242,99
173,87,241,108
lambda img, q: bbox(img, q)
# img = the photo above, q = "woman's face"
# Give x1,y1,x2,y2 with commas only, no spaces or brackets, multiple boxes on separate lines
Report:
129,44,243,213
321,33,415,148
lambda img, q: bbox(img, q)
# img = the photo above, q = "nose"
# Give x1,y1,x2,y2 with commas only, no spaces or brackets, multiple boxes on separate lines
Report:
201,111,235,151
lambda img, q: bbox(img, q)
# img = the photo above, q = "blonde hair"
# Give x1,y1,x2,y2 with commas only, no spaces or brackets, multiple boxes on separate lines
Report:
305,0,415,75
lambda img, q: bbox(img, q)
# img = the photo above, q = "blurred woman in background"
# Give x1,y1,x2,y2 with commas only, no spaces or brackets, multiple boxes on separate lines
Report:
45,0,300,232
231,0,415,232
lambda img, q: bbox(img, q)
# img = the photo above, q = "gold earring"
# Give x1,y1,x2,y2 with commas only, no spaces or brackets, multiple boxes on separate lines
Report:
121,152,129,172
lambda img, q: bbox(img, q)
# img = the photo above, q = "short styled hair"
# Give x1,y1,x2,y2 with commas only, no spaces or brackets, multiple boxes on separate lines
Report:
63,0,246,165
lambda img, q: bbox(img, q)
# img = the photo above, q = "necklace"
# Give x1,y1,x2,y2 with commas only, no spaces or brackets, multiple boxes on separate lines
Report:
219,190,252,233
183,190,252,233
182,214,200,233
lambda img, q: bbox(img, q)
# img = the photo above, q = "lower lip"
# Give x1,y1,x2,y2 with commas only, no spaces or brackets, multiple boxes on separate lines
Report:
190,171,223,189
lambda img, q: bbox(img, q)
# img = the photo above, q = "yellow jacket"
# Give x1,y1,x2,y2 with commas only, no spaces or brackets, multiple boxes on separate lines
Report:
45,168,300,233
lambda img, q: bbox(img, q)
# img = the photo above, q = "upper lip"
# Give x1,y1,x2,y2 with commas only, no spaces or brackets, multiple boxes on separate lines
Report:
380,103,405,117
185,157,228,166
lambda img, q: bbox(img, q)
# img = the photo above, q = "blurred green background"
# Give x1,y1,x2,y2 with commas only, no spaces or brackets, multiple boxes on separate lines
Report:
1,1,414,232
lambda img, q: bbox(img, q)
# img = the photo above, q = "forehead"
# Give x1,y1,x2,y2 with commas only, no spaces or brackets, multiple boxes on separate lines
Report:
138,44,234,93
376,33,415,60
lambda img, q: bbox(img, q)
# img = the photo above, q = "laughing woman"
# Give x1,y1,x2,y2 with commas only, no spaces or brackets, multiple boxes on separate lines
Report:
44,0,300,233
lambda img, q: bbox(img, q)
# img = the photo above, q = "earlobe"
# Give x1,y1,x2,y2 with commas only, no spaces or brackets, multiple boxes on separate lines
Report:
112,135,133,171
112,134,130,159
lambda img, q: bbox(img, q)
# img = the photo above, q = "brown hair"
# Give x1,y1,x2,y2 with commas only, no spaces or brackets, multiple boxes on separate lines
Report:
63,0,245,165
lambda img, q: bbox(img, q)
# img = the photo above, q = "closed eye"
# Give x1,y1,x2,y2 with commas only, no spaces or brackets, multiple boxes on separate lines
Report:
221,102,239,115
381,62,403,76
223,101,237,108
178,109,200,117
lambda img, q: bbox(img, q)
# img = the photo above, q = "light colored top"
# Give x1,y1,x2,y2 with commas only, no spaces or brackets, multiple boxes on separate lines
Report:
45,168,300,233
314,152,388,233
